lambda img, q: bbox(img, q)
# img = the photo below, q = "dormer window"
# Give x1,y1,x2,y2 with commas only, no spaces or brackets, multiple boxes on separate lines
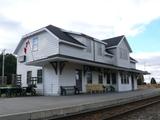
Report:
97,43,102,56
32,37,38,51
86,39,91,52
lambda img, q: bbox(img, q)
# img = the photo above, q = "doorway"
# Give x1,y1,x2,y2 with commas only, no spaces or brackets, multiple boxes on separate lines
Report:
131,75,134,90
75,69,82,91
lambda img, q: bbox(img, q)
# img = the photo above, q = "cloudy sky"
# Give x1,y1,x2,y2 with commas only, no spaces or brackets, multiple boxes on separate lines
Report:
0,0,160,82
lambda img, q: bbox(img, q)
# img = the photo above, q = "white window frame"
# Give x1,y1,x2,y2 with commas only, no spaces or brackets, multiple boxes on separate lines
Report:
32,37,38,51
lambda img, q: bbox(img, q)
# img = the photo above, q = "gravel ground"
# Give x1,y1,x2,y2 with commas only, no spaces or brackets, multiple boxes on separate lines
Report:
109,102,160,120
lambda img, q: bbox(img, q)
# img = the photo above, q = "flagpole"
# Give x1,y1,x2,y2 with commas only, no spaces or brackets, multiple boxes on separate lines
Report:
2,49,5,84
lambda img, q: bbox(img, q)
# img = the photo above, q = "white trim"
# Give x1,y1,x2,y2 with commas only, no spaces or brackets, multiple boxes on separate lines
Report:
104,52,114,57
117,36,125,47
105,46,117,49
44,28,59,40
117,36,132,52
59,40,86,49
22,28,46,39
61,29,82,35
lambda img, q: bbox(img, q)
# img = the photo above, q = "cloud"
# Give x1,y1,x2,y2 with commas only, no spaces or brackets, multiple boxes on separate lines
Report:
0,15,22,31
0,15,29,52
0,0,160,52
131,52,160,83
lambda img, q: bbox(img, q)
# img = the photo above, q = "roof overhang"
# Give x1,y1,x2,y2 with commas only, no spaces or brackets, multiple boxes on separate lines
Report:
26,54,147,74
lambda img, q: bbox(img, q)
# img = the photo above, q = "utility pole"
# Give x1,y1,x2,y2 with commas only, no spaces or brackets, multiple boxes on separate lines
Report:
2,49,5,84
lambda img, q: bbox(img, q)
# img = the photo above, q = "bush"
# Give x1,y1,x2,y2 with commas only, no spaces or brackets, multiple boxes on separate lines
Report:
150,77,157,84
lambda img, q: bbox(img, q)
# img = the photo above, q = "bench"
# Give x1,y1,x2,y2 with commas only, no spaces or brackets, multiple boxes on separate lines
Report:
60,86,79,95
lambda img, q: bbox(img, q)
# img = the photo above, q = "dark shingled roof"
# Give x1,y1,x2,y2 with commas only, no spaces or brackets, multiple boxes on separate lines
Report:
46,25,85,46
102,35,124,48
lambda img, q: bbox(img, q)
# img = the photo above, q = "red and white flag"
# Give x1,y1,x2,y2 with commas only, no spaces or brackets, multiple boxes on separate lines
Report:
24,39,30,54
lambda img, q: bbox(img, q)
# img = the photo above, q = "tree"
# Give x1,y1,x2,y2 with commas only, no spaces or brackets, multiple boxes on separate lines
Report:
0,53,17,84
150,77,157,84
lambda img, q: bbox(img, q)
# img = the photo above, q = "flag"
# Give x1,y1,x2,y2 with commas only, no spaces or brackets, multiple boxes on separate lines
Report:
24,39,30,54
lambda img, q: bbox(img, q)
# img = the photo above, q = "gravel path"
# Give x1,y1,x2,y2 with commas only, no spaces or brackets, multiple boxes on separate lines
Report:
109,102,160,120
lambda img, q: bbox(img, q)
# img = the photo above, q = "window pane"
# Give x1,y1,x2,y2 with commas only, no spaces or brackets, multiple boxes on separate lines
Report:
27,71,32,84
86,40,91,52
98,73,103,84
112,73,116,84
32,37,38,51
87,71,92,84
106,73,110,84
37,69,42,83
97,43,102,56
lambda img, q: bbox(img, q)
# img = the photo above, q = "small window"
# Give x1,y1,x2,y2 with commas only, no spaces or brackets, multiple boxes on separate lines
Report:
97,43,102,56
120,72,129,84
98,72,103,84
32,37,38,51
111,73,116,84
37,69,42,83
120,73,124,84
27,71,32,84
106,73,110,84
86,40,91,52
86,71,92,84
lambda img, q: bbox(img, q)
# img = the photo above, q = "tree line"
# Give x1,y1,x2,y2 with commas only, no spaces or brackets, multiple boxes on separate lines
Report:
0,53,17,84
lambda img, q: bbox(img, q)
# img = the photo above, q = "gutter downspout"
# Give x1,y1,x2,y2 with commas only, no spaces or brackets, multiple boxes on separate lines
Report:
93,41,95,61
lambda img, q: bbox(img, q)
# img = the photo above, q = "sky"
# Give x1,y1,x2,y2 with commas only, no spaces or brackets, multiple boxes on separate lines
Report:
0,0,160,82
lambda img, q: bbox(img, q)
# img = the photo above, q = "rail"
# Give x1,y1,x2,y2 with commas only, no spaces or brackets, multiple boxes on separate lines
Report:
53,96,160,120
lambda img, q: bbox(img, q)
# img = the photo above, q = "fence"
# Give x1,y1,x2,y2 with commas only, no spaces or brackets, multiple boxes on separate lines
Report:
138,84,160,89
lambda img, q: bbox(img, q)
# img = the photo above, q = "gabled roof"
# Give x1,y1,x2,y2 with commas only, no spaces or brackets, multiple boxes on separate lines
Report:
102,35,132,52
46,25,85,46
64,30,108,45
14,25,86,54
102,35,124,48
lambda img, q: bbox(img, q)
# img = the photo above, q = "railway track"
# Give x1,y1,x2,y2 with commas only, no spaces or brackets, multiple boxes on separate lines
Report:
52,96,160,120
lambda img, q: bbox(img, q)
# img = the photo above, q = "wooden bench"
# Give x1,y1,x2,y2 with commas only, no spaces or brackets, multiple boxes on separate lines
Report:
60,86,79,95
86,84,105,93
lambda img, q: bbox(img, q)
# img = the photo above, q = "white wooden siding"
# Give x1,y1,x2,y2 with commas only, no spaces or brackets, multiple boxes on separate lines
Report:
59,44,94,60
17,61,42,87
116,40,130,68
17,31,59,63
43,63,59,95
117,72,132,91
95,42,113,64
130,62,136,68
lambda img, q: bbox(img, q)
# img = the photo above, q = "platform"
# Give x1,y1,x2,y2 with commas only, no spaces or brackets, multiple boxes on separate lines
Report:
0,89,160,120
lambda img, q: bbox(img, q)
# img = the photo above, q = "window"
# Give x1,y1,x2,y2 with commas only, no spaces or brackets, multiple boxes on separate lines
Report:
27,71,32,84
37,69,42,83
120,48,128,60
86,39,91,52
86,71,92,84
111,73,116,84
98,72,103,84
121,72,129,84
97,43,102,56
106,73,110,84
32,37,38,51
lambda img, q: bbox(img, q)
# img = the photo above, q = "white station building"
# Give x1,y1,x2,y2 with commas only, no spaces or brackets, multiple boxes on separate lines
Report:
14,25,145,96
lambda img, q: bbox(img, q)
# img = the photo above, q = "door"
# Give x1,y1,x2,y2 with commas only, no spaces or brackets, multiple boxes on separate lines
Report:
131,75,134,90
75,69,82,91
